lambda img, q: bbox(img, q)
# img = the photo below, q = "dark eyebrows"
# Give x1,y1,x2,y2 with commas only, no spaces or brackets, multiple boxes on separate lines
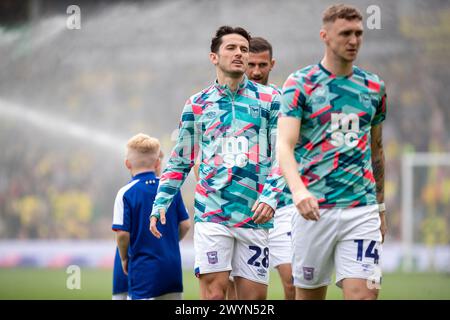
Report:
248,62,269,67
224,43,249,51
339,28,364,36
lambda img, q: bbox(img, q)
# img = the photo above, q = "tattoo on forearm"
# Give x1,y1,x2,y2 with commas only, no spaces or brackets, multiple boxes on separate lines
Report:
372,134,385,203
373,158,384,201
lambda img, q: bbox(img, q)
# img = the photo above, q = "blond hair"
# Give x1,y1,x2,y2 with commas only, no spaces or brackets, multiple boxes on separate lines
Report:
322,4,363,24
126,133,161,169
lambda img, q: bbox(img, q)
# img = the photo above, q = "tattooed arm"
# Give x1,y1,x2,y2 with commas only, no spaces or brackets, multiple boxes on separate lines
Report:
371,124,387,243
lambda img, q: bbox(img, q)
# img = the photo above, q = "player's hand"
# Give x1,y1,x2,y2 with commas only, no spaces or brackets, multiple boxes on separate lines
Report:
149,209,166,239
293,190,320,221
121,258,128,276
379,212,387,243
251,200,275,224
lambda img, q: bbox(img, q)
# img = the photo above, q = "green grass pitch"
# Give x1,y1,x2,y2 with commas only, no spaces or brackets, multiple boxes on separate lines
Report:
0,268,449,299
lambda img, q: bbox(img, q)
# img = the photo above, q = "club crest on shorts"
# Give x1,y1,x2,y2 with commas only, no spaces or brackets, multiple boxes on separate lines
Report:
206,251,218,264
303,267,315,281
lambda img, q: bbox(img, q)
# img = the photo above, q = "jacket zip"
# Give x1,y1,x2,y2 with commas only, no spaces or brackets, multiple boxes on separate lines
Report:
230,89,236,122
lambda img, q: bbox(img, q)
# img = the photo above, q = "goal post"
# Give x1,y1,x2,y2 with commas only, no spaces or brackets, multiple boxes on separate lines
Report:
401,152,450,272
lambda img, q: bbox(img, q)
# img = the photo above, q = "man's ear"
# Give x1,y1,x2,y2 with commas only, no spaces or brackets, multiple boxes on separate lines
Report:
209,52,218,65
270,59,276,71
320,27,328,43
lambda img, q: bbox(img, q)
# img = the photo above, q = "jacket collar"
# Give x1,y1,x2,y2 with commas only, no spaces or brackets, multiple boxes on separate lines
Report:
214,74,248,96
131,171,157,182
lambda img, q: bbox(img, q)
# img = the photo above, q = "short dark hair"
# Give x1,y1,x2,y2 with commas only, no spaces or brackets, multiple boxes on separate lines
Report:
322,4,363,24
210,25,251,53
249,37,273,59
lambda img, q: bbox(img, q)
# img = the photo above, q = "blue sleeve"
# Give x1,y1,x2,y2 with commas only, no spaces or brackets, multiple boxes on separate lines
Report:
112,192,131,232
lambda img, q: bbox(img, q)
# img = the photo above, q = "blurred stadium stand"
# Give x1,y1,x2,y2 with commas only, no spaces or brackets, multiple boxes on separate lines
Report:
0,0,155,26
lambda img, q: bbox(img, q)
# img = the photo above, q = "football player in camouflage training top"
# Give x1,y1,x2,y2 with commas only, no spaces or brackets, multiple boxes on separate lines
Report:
150,26,281,300
277,4,387,300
